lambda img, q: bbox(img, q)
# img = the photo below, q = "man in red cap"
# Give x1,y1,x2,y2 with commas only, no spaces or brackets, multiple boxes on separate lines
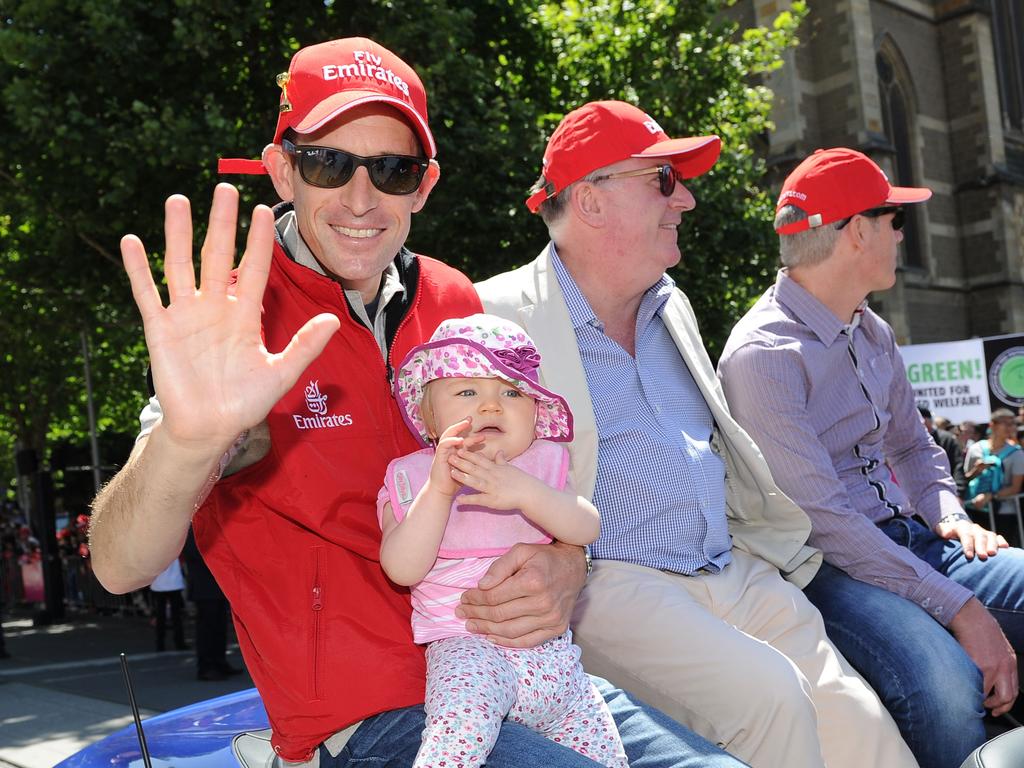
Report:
90,40,745,768
478,103,916,768
720,147,1024,768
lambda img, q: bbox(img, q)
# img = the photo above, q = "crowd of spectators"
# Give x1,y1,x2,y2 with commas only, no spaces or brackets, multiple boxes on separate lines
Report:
0,502,238,679
1,505,41,609
918,406,1024,542
1,503,138,619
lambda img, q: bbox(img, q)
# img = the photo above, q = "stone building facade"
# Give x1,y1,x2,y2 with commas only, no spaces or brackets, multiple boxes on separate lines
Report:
734,0,1024,344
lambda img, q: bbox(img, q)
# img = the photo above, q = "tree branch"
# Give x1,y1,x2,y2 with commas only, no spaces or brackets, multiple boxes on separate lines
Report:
76,229,121,267
0,168,121,267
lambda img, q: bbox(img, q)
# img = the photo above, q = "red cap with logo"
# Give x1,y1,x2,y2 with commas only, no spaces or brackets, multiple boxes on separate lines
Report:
219,37,434,176
525,100,721,213
775,148,931,234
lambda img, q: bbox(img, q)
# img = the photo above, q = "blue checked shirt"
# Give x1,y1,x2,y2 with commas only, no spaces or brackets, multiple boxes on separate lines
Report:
550,250,732,574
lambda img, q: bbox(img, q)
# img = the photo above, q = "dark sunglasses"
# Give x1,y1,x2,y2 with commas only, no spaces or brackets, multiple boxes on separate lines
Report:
593,163,681,197
835,206,905,231
281,138,428,195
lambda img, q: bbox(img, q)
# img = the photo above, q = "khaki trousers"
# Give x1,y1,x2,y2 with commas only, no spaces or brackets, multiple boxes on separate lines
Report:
572,550,918,768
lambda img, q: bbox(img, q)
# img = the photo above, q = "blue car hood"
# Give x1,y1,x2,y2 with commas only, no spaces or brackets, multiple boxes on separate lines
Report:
55,688,269,768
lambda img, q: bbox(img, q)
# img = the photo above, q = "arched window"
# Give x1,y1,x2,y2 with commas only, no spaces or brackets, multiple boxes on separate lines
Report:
876,49,923,268
992,0,1024,133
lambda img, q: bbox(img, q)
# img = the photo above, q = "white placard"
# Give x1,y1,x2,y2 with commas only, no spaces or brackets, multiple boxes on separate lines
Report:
900,338,990,423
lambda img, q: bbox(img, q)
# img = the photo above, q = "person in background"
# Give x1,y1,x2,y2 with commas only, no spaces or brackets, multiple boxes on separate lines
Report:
182,530,241,681
918,406,966,497
150,556,187,653
965,409,1024,516
958,421,981,454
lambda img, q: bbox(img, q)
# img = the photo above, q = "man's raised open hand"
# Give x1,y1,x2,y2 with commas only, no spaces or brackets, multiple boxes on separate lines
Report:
121,184,340,453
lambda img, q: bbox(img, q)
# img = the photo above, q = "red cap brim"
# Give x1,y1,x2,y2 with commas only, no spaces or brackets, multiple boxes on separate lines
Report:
289,91,437,157
633,135,722,178
885,185,932,205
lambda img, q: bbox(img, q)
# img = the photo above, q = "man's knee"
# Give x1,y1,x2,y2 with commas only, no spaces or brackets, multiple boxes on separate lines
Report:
896,648,984,724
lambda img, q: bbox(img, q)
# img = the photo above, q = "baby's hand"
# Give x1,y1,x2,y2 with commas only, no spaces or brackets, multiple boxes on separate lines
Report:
449,449,536,511
430,419,481,497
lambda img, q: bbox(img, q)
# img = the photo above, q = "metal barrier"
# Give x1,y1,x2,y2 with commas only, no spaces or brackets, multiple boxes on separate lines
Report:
979,493,1024,546
76,558,147,615
1,549,146,615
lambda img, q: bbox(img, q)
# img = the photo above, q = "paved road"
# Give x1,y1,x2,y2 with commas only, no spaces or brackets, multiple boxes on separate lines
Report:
0,608,253,768
4,604,1019,767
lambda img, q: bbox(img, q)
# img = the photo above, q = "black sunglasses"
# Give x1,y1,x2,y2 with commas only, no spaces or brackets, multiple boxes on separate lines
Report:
281,138,428,195
593,164,680,197
835,206,905,231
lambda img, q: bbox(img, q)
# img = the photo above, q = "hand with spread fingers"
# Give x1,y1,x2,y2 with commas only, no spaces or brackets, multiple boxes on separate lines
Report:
121,184,340,452
451,448,537,511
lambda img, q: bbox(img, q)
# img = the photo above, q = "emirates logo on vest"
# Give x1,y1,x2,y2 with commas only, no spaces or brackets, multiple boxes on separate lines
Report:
292,380,354,430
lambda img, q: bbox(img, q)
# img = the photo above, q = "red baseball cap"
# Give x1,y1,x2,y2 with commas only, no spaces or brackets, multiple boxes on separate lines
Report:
219,38,434,176
775,148,931,234
525,100,721,213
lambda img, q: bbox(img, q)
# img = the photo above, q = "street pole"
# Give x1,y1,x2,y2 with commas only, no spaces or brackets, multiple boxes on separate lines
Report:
80,330,102,494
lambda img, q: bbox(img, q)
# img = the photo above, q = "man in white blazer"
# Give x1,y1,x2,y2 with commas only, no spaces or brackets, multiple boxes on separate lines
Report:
474,101,916,768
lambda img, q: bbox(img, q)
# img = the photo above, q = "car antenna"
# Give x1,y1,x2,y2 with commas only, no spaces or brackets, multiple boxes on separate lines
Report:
120,652,154,768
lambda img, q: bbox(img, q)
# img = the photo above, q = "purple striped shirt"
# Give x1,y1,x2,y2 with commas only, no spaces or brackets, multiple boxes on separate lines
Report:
718,270,971,626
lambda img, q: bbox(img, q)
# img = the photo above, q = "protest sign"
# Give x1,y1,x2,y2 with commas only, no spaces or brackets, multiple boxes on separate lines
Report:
901,338,989,423
901,333,1024,424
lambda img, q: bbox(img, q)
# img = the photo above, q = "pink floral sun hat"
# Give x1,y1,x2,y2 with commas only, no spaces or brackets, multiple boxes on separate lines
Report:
394,314,574,447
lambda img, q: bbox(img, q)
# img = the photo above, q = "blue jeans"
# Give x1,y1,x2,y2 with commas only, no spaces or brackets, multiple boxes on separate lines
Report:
804,516,1024,768
327,676,747,767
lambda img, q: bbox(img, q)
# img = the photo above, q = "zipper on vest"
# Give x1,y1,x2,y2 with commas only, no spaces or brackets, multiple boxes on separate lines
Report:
310,548,323,701
385,291,418,398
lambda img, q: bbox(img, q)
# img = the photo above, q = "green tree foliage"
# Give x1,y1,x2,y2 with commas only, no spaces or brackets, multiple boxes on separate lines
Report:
496,1,803,358
0,0,802,495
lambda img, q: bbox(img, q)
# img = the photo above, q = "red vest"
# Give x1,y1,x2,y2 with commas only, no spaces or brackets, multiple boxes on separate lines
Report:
193,241,482,761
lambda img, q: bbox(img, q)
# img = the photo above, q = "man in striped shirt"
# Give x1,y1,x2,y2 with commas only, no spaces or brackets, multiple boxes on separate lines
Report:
720,147,1024,768
477,102,917,768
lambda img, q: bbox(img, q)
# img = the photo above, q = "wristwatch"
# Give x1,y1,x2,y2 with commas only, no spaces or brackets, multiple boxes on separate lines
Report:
939,510,972,525
583,545,593,577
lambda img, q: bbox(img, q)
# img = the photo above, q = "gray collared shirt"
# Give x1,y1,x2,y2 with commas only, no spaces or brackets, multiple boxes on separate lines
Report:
718,269,971,625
